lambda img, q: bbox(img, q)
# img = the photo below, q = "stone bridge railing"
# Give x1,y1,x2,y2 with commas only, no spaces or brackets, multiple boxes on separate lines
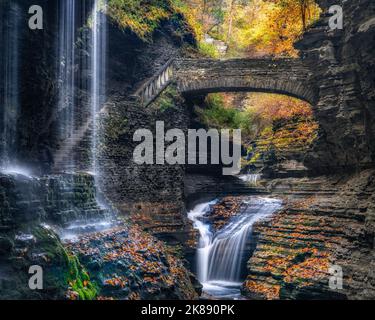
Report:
133,58,174,107
134,57,317,107
174,58,317,105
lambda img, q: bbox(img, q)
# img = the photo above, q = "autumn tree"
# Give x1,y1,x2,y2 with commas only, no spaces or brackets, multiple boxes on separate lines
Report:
184,0,321,57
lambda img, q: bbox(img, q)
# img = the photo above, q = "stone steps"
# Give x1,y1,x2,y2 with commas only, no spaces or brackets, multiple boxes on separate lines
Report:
53,120,92,164
0,173,114,233
52,103,111,172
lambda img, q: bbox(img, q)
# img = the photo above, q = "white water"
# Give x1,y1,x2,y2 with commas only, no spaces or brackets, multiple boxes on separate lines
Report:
53,1,113,241
89,0,113,225
57,0,76,169
1,165,33,178
238,173,261,186
188,197,282,298
60,220,113,241
90,0,107,178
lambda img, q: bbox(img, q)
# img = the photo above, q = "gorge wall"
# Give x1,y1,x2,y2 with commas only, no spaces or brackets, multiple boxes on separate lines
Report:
1,0,375,300
298,0,375,172
97,18,196,242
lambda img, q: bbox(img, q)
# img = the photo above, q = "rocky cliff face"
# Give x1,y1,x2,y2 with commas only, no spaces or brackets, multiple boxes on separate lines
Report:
297,0,375,172
0,172,105,299
0,173,109,231
96,20,195,242
242,171,375,300
99,89,190,242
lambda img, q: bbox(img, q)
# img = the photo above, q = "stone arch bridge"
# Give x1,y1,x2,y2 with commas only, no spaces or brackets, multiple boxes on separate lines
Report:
53,57,317,170
135,58,318,107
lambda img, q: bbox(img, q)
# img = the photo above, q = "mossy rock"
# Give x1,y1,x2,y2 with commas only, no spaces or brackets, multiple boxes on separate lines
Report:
32,226,98,300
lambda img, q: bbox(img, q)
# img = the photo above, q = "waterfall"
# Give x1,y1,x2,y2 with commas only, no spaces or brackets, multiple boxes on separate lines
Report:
0,2,20,172
50,0,113,239
188,197,282,298
90,0,107,179
188,200,218,283
57,0,76,171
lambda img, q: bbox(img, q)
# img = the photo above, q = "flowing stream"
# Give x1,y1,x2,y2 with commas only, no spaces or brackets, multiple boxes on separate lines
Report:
188,197,282,299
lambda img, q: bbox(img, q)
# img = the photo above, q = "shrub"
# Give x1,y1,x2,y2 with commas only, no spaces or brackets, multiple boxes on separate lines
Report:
197,42,220,58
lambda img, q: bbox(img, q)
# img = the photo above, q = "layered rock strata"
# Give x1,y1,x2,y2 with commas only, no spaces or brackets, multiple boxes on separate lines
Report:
242,170,375,299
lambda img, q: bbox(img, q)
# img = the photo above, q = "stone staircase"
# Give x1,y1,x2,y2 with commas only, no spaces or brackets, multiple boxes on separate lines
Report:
0,173,115,236
131,58,174,107
53,118,92,172
41,174,114,224
52,104,110,172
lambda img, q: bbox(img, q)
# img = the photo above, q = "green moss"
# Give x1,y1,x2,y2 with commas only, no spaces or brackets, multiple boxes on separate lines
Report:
150,85,180,111
33,226,98,300
66,254,98,300
105,116,128,141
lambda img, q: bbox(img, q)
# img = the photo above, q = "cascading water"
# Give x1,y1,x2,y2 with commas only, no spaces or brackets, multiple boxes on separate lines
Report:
188,197,282,298
52,0,113,240
238,173,261,186
89,0,112,210
90,0,107,179
57,0,76,170
0,2,20,172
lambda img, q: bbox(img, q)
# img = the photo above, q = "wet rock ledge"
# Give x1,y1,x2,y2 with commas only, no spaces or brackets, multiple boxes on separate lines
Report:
0,172,198,300
66,223,198,300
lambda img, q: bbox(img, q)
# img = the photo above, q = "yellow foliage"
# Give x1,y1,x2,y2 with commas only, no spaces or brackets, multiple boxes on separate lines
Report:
107,0,201,41
185,0,321,57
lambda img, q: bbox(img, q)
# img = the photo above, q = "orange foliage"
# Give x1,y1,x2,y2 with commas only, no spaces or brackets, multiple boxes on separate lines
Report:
245,93,313,122
244,280,281,300
283,255,331,283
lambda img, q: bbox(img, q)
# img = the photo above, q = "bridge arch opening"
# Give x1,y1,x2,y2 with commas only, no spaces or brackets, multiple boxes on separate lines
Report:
183,86,314,106
192,92,318,177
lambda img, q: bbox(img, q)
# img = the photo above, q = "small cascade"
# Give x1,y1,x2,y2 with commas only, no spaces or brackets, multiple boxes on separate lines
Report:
188,200,218,282
57,0,77,171
0,2,20,172
188,197,282,298
41,174,115,241
238,173,261,186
